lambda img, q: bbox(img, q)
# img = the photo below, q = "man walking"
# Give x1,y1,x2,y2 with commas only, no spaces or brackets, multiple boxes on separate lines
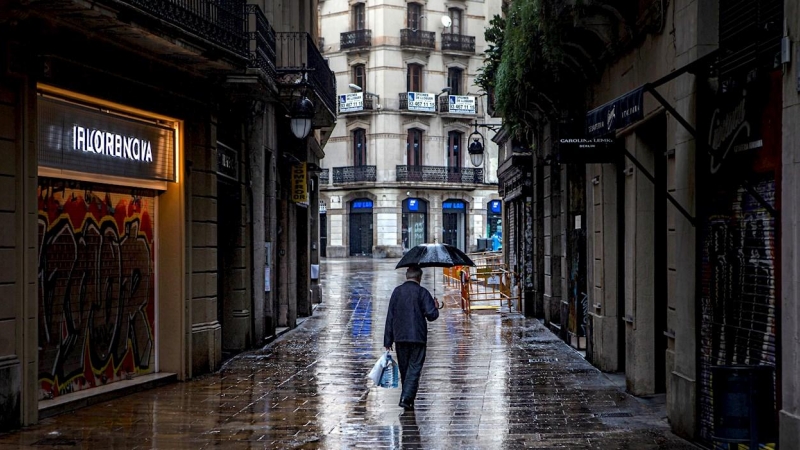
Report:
384,265,440,410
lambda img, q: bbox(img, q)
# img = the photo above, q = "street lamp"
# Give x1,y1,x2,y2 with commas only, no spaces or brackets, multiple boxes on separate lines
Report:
290,95,315,139
468,121,485,167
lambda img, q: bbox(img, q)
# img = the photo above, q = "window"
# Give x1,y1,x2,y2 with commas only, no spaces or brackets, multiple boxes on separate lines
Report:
408,3,423,30
447,131,462,170
352,64,366,91
447,67,463,95
353,128,367,166
407,128,424,166
449,8,462,34
407,63,423,92
353,3,366,30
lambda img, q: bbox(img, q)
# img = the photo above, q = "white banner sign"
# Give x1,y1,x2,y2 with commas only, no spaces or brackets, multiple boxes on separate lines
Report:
448,95,476,114
338,92,364,113
407,92,436,112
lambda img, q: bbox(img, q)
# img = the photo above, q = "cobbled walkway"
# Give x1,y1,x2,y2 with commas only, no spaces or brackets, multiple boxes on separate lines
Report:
0,258,698,449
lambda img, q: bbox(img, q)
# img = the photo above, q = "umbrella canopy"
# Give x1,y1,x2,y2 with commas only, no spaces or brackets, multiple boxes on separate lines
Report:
395,243,476,269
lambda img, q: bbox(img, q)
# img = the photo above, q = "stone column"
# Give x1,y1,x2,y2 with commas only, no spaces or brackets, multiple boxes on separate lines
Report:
247,100,266,345
781,0,800,442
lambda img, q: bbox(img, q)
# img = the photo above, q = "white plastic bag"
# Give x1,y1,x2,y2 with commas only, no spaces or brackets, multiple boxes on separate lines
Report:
367,351,399,388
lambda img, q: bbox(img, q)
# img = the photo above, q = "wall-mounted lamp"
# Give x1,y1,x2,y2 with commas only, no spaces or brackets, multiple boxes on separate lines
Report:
289,65,315,139
348,83,381,104
468,120,485,168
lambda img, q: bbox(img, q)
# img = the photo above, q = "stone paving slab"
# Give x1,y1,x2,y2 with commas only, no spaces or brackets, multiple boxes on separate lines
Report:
0,258,699,449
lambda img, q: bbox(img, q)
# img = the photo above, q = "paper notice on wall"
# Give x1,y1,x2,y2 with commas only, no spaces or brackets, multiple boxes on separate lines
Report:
311,264,320,280
264,267,271,292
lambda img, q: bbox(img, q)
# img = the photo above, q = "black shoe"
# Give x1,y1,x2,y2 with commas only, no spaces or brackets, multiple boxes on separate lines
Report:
399,398,414,410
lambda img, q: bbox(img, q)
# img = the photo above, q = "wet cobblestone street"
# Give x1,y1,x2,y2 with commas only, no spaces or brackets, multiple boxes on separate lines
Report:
0,259,698,449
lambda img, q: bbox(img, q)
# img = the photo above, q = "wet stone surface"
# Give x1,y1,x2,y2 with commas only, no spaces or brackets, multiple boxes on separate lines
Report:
0,259,698,449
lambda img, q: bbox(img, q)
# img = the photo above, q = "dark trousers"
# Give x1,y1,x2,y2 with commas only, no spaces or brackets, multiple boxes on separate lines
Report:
395,342,427,403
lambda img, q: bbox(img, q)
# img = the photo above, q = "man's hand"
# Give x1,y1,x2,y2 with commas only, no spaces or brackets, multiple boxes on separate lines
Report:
434,297,441,309
385,346,393,352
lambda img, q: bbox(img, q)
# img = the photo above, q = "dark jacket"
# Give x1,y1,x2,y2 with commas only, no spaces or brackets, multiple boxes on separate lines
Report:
384,280,439,348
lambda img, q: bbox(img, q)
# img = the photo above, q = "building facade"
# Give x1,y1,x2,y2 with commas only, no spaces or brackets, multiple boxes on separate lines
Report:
492,0,794,446
318,0,502,258
0,0,334,430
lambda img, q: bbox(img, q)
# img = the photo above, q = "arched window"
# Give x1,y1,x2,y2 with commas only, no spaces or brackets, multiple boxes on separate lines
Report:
447,67,463,95
407,63,423,92
407,128,424,167
448,8,462,34
352,64,366,91
352,3,366,30
353,128,367,166
408,3,423,30
447,131,463,171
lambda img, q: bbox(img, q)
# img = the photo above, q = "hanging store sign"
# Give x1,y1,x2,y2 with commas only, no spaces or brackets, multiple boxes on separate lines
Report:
291,163,308,204
38,95,176,182
407,92,436,112
490,200,502,214
217,143,239,181
585,87,644,138
448,95,476,114
558,138,619,164
338,93,364,113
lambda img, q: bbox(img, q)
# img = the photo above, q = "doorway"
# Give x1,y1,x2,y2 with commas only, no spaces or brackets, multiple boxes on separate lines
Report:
320,212,327,257
349,198,373,256
442,199,466,251
402,198,428,251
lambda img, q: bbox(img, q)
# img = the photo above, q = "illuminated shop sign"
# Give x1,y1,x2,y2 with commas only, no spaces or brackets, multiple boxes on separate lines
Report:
38,95,176,182
443,201,465,210
490,200,501,214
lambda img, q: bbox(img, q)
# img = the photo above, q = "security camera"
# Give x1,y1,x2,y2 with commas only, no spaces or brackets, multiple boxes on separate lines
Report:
407,191,411,196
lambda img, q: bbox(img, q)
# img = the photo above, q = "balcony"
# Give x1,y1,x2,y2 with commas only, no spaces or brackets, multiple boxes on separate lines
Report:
399,92,438,114
341,29,372,50
442,33,476,54
127,0,250,58
396,165,484,184
401,29,436,50
246,5,277,79
275,32,337,123
338,93,378,115
320,168,330,185
332,166,377,184
438,95,477,116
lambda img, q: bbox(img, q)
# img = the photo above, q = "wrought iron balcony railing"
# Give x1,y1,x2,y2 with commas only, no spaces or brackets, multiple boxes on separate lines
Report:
401,29,436,49
396,165,484,184
438,96,477,115
341,29,372,50
126,0,249,58
338,93,378,114
399,92,438,113
246,5,276,78
442,33,476,53
276,32,337,115
333,166,377,184
319,168,330,185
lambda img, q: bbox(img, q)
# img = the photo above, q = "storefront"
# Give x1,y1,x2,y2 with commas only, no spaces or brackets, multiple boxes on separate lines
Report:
349,198,373,256
697,68,781,446
35,88,179,399
442,199,467,251
487,200,502,250
402,198,428,251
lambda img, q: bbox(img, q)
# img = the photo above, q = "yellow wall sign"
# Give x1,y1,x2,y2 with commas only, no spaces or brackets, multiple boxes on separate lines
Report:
291,163,307,203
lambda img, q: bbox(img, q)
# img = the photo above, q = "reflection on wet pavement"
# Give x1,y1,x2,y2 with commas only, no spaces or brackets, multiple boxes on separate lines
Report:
0,259,697,449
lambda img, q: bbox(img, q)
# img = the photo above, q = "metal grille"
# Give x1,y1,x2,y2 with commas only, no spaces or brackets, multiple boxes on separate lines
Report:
400,29,436,49
340,29,372,49
719,0,782,78
332,165,377,184
276,32,337,115
396,165,483,184
246,5,276,78
319,168,330,185
441,33,475,53
126,0,248,58
698,178,777,444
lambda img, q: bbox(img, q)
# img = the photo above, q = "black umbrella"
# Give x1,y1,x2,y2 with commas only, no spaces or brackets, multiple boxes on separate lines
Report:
396,243,476,307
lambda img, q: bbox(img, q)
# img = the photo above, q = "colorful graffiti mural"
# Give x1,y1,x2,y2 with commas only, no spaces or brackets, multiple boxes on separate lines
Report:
37,179,156,399
699,177,777,444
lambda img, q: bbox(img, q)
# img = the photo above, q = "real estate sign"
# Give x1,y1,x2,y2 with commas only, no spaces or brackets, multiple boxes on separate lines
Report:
407,92,436,112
